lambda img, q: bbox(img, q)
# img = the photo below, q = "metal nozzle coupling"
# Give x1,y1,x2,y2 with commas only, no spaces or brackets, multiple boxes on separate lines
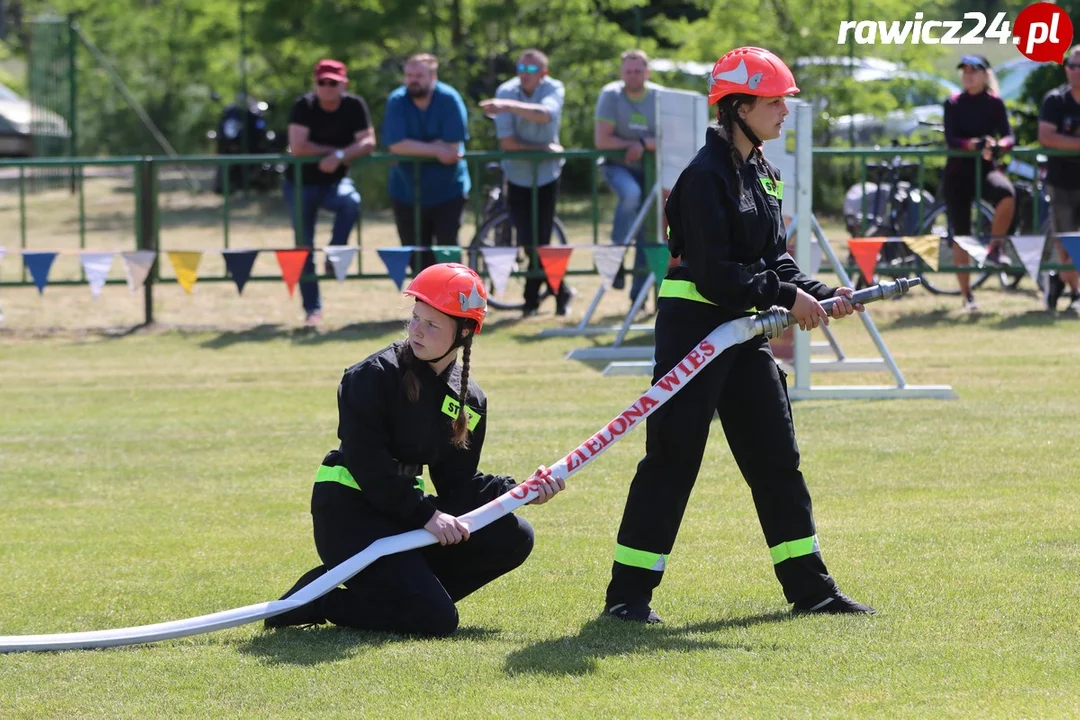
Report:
749,276,923,339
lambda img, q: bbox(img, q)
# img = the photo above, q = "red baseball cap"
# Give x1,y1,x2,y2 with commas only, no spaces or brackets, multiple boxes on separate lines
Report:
314,59,347,82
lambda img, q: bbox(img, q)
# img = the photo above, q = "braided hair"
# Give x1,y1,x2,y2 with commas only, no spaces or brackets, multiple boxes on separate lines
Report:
716,94,780,197
399,317,477,449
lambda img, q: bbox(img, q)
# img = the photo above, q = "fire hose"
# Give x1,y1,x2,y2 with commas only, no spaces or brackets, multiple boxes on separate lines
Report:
0,277,919,652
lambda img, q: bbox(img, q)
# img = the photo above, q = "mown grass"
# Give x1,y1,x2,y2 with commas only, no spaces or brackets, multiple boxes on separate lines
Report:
1,275,1078,718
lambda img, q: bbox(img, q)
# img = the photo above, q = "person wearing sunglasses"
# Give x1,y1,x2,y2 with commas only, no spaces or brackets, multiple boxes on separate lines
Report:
1037,45,1080,312
285,58,376,326
942,54,1016,312
479,50,573,317
594,49,664,306
384,53,472,272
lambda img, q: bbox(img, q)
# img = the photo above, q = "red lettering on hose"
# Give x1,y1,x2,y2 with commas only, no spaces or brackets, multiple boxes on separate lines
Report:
700,340,716,357
656,370,682,392
687,350,705,369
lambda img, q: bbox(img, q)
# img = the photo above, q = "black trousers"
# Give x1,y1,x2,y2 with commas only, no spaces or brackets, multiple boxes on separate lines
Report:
308,485,534,637
943,167,1015,237
506,180,571,310
606,299,837,608
393,196,467,272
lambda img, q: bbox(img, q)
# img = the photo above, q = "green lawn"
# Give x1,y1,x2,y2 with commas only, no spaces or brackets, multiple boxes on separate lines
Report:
1,281,1078,719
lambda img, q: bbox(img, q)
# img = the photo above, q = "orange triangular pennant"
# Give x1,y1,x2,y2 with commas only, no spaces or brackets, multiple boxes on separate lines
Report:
537,246,573,294
848,238,885,284
275,249,310,298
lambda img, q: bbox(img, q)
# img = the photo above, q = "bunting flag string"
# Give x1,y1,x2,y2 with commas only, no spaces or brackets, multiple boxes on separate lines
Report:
324,246,357,283
122,251,156,293
167,251,203,295
591,245,627,290
377,247,415,290
1056,233,1080,273
537,246,573,294
847,238,887,282
22,251,58,295
222,250,259,295
1010,235,1047,281
274,249,310,298
478,247,517,297
79,252,115,299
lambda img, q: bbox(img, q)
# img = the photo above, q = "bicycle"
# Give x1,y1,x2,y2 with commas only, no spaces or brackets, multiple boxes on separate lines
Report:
466,161,568,311
843,128,1050,295
908,124,1050,295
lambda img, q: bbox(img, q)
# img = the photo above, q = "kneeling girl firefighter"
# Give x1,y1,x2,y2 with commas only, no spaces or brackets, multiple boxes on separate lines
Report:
604,47,876,623
267,262,565,636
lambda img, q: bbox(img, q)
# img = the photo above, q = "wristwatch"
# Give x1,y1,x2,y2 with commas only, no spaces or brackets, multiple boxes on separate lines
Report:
334,149,345,161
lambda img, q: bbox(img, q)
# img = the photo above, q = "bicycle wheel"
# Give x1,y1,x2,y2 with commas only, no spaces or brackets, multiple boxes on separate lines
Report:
916,200,995,296
467,210,569,311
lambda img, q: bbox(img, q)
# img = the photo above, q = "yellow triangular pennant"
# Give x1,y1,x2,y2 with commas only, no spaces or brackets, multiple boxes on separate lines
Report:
167,251,203,295
902,235,941,272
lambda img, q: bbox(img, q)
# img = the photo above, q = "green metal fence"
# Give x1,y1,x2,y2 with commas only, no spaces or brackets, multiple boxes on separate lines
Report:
0,149,649,322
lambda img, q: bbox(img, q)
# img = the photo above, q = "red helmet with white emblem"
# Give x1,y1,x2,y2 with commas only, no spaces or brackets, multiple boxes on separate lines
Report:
403,262,489,333
707,47,800,105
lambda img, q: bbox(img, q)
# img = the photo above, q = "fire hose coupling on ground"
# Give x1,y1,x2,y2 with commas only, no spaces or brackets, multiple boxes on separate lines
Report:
0,278,920,653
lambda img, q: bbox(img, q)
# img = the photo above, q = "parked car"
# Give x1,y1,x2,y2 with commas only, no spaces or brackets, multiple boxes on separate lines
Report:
996,57,1055,102
0,82,71,157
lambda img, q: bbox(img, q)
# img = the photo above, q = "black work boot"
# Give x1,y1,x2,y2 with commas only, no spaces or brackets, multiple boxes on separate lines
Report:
604,602,663,624
792,589,876,616
264,566,329,629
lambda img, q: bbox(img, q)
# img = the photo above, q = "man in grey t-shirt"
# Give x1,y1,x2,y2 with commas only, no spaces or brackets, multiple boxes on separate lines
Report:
480,49,572,317
594,49,662,302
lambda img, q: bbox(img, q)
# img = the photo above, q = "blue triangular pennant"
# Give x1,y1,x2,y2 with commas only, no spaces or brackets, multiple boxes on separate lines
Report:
23,251,58,295
222,250,259,295
377,247,416,290
1058,233,1080,273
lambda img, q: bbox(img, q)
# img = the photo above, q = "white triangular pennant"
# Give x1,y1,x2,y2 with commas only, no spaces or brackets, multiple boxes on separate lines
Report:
479,247,517,297
80,252,115,299
952,236,989,267
121,250,156,293
324,246,357,283
1010,235,1047,281
808,237,823,276
592,245,628,290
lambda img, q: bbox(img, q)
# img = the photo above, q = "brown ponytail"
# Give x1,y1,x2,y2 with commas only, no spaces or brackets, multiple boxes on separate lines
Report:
398,342,421,404
450,329,474,449
716,95,780,197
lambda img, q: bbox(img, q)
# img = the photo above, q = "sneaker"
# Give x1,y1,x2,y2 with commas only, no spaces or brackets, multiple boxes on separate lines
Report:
304,310,323,327
984,245,1004,267
1044,272,1065,311
604,602,663,624
1067,291,1080,312
521,306,539,318
963,294,979,311
792,589,876,616
555,285,576,317
264,566,329,629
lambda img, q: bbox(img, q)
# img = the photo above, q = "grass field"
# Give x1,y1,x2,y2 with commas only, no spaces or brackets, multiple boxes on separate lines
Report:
2,237,1080,717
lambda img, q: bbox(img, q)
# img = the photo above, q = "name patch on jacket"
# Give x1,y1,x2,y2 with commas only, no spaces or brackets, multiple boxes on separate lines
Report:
760,178,784,200
442,395,481,430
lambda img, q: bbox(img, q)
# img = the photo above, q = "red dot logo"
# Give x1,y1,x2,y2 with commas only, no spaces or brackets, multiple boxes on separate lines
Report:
1013,3,1074,62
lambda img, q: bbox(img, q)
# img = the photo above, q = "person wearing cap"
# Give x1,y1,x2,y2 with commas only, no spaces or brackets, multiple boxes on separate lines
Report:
383,53,472,272
943,54,1016,311
1037,44,1080,312
480,49,574,317
602,47,874,624
285,59,376,326
264,263,565,636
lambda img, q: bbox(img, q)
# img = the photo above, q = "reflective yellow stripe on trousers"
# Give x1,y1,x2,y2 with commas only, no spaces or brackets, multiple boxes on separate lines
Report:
656,279,717,306
314,465,426,492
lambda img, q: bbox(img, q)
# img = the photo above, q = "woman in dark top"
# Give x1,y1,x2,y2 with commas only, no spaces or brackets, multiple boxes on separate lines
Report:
943,54,1016,310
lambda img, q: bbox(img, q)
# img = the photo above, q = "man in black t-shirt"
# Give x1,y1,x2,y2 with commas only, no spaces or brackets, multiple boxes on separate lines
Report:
1038,45,1080,311
285,58,376,325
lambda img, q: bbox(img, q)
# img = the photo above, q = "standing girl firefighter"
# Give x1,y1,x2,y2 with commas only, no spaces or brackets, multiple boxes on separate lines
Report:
267,263,564,636
604,47,875,623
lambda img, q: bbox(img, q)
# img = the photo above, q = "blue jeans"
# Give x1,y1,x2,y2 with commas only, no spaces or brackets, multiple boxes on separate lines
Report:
601,164,649,300
283,177,361,314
